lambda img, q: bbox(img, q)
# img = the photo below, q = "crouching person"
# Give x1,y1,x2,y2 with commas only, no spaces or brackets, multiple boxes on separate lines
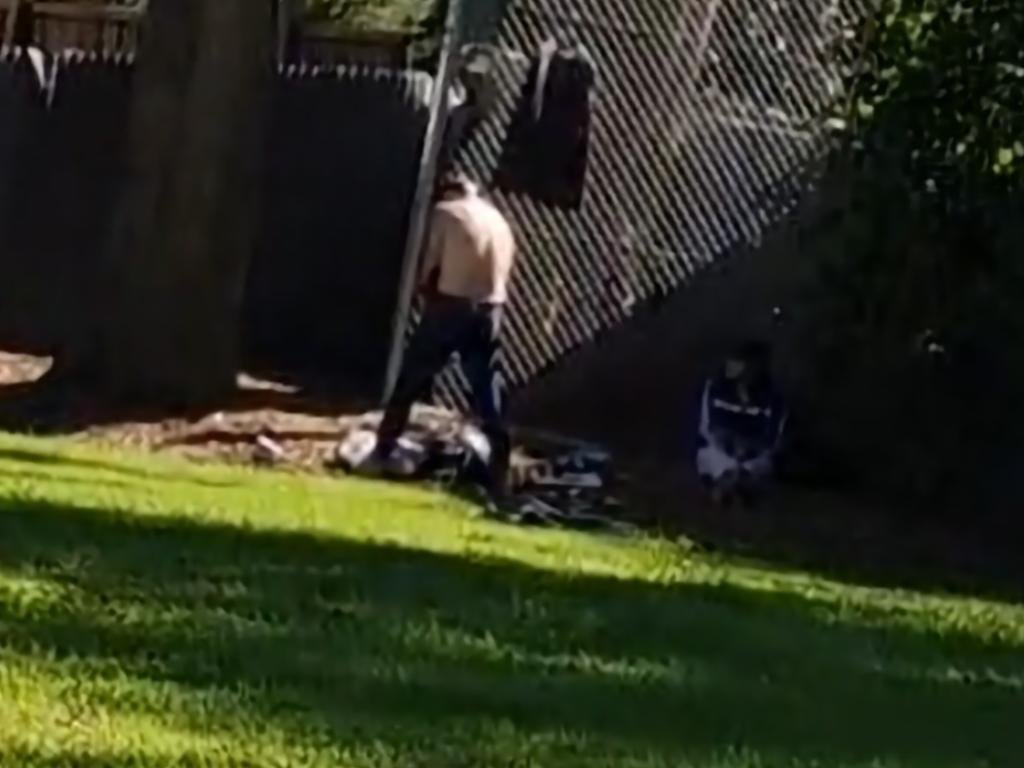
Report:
696,341,787,505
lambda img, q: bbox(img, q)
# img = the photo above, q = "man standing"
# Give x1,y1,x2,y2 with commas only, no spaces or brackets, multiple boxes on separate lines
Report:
372,173,517,498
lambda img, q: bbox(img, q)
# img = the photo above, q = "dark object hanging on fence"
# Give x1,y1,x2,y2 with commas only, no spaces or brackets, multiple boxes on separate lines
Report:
494,39,594,210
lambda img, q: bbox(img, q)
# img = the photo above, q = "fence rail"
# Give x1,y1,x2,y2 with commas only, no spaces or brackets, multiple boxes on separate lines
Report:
1,0,144,52
1,0,419,66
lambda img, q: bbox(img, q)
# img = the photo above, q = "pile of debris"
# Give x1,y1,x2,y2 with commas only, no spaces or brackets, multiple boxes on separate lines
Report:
332,408,637,536
0,350,637,537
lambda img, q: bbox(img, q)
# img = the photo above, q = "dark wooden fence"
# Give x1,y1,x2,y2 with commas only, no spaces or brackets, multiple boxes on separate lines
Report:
0,53,429,398
247,66,429,394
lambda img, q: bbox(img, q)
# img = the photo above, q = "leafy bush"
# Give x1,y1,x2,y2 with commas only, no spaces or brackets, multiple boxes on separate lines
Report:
800,1,1024,512
302,0,438,33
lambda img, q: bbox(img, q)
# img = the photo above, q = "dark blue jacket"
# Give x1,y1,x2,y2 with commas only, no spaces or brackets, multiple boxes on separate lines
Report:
698,373,787,457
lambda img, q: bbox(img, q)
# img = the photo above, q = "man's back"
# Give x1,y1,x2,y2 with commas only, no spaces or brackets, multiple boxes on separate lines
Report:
426,194,516,305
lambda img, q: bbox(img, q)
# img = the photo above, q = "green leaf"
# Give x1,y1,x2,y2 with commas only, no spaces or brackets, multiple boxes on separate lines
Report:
998,147,1015,166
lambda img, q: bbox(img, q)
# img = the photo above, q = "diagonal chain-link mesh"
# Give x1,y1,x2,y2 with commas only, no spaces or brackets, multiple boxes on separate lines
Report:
437,0,870,408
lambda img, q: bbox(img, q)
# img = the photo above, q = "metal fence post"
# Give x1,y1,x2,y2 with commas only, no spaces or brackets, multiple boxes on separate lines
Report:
381,0,464,404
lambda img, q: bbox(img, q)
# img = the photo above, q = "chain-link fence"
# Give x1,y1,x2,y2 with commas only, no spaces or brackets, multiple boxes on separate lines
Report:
438,0,870,407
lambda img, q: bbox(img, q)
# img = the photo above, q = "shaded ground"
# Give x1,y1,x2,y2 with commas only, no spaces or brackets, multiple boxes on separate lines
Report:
0,436,1022,768
0,353,364,465
0,351,1021,605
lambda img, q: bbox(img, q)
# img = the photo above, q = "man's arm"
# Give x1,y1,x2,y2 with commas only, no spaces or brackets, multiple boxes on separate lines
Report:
752,394,787,463
699,379,727,451
419,208,446,293
770,397,788,452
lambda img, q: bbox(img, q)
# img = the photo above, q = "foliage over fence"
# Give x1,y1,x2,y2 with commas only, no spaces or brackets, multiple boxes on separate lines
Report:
801,0,1024,511
303,0,438,33
851,0,1024,198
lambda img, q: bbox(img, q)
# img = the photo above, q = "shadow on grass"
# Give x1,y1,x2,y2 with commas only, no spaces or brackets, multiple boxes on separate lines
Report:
624,462,1024,607
0,494,1021,767
0,447,239,489
2,369,1023,611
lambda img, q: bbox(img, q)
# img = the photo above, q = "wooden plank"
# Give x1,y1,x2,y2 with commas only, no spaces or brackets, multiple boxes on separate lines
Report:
31,2,144,24
2,0,21,49
276,0,290,64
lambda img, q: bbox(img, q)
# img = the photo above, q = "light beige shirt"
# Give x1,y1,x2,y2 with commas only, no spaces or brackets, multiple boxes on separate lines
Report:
420,194,516,305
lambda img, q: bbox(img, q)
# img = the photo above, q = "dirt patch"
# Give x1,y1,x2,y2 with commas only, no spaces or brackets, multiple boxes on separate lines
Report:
0,353,616,477
0,355,496,477
0,353,356,468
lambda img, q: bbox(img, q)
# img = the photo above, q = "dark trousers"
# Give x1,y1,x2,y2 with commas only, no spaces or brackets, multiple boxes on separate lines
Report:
378,295,511,491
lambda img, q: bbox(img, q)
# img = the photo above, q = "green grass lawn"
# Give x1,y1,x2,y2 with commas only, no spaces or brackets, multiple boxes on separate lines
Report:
0,434,1022,767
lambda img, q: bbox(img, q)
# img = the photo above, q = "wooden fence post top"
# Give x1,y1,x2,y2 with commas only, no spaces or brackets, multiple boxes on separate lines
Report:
2,0,23,50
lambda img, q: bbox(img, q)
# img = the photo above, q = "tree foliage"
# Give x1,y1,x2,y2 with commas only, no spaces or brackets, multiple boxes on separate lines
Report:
847,0,1024,201
800,1,1024,510
303,0,438,32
